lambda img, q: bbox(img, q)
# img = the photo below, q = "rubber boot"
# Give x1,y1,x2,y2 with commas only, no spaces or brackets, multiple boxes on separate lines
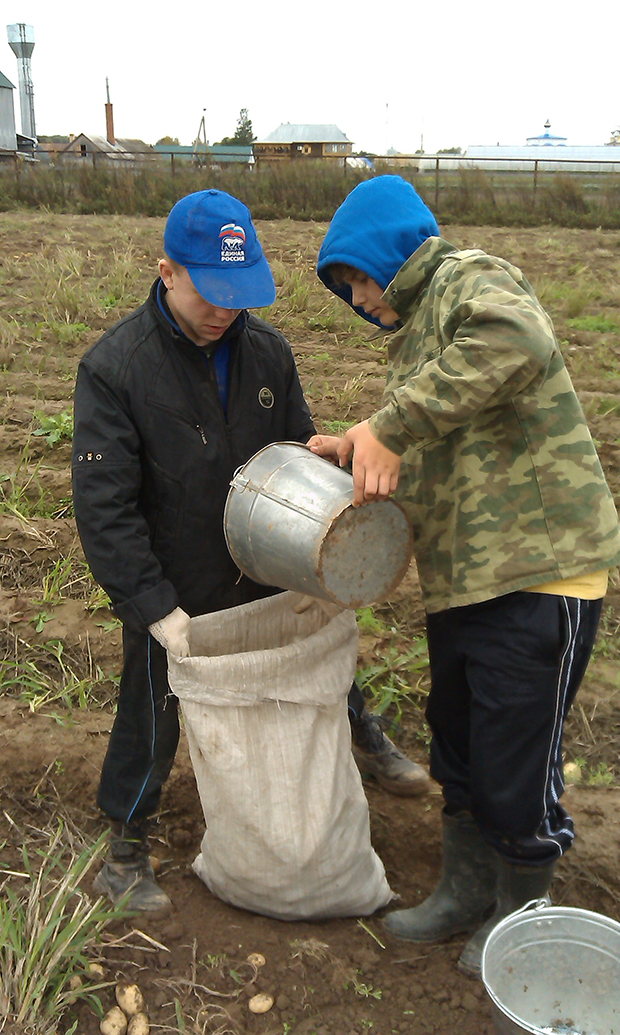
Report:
350,706,430,797
383,811,498,941
93,819,172,913
457,856,556,978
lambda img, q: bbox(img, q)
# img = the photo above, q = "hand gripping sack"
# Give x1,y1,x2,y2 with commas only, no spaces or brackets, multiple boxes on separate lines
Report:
167,591,393,920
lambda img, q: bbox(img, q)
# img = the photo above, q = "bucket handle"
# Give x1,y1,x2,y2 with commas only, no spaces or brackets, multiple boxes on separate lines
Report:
504,897,551,920
229,473,331,525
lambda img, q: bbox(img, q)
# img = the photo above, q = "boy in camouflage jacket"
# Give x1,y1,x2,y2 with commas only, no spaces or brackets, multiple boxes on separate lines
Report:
311,175,620,977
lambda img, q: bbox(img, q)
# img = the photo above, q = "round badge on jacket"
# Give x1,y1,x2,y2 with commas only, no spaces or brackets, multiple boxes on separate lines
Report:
258,387,274,408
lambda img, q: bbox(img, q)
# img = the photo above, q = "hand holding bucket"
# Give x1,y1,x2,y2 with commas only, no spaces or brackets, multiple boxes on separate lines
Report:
307,421,401,508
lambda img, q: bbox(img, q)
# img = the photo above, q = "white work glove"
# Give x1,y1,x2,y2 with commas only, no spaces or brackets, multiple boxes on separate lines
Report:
292,594,345,619
148,607,191,657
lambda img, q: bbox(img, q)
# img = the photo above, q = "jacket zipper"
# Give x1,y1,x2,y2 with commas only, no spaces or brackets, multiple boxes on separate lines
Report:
204,352,234,462
148,398,209,447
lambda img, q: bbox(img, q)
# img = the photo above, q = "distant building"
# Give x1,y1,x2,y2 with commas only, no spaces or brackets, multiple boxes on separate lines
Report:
0,69,17,152
347,155,376,170
526,119,567,146
254,123,353,163
55,133,153,162
152,142,254,167
421,122,620,173
0,69,37,159
44,83,153,164
208,143,254,166
380,148,419,170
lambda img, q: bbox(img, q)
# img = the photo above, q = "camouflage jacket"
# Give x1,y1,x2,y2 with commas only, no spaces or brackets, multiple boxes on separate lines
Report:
368,236,620,612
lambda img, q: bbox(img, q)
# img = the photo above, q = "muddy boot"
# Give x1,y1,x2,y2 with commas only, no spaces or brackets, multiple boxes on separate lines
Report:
93,819,172,913
383,811,498,942
350,706,430,797
457,856,556,979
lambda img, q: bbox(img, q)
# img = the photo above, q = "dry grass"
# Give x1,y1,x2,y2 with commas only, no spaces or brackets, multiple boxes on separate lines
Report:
0,820,129,1034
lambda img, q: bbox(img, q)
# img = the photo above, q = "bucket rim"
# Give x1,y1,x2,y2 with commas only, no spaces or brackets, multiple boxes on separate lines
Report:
230,440,317,476
481,899,620,1034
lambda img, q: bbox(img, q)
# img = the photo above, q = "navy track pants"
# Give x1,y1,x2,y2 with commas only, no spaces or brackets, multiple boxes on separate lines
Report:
425,591,602,865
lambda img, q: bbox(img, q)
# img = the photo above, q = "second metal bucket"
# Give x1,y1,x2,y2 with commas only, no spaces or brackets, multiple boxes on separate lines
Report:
482,899,620,1035
224,441,413,609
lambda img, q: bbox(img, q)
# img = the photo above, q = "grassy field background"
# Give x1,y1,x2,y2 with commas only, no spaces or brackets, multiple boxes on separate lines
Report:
3,161,620,227
1,212,620,1034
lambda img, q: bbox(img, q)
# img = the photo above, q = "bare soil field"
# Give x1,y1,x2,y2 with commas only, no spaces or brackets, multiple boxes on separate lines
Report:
1,214,620,1035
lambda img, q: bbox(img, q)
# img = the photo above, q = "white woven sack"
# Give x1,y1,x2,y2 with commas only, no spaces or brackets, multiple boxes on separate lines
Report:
167,591,393,920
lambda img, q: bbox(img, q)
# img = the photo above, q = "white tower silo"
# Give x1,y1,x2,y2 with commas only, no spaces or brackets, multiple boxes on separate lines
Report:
7,23,36,140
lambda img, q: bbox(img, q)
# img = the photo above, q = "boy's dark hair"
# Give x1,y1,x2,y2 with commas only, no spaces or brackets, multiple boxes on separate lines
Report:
327,262,365,286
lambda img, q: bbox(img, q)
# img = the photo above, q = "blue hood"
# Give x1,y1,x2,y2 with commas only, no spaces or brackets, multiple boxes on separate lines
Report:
317,175,439,327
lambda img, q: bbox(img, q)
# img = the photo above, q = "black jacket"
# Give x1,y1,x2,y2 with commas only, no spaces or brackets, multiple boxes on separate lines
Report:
72,280,315,630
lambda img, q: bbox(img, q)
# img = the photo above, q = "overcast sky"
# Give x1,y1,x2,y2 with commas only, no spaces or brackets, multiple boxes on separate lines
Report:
4,0,619,154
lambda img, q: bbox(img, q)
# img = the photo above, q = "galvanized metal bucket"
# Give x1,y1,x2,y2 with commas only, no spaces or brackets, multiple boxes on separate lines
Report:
482,898,620,1035
224,441,413,609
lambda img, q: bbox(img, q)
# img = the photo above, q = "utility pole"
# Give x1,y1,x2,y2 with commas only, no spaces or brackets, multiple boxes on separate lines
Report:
193,109,207,163
385,101,389,156
105,76,115,144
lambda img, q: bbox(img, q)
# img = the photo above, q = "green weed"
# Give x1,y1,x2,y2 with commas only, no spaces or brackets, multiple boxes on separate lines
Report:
321,419,356,434
586,762,614,787
337,372,368,416
356,607,391,635
205,952,229,969
0,447,54,519
33,611,54,633
46,321,91,346
568,314,620,334
0,638,118,713
33,408,74,446
357,638,430,722
350,978,382,1000
593,395,620,418
592,606,620,659
270,259,287,287
308,304,338,331
565,287,600,319
537,276,599,317
29,253,88,323
96,619,122,634
0,315,19,368
85,583,115,615
40,556,82,602
100,245,144,309
284,269,311,314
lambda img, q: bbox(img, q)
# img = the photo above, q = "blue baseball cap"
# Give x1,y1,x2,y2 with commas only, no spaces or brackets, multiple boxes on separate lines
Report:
164,189,276,309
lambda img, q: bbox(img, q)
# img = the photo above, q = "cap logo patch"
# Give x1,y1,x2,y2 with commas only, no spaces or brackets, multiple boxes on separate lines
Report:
258,387,274,408
219,223,246,263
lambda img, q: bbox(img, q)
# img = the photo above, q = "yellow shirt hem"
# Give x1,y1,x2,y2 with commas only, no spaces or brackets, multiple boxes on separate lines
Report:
526,570,608,600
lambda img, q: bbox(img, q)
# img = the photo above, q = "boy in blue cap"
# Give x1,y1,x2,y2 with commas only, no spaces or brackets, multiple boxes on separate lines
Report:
73,189,427,913
311,174,620,976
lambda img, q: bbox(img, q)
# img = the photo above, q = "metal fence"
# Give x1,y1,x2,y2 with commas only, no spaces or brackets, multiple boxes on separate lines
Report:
351,154,620,210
